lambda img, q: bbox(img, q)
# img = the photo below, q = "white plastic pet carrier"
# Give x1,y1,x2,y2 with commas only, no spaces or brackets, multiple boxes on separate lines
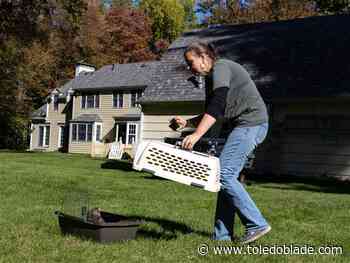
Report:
133,141,221,192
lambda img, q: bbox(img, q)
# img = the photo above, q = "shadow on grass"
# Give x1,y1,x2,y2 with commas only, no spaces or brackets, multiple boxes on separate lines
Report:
101,160,134,172
129,215,211,240
101,160,167,180
246,173,350,195
142,175,166,180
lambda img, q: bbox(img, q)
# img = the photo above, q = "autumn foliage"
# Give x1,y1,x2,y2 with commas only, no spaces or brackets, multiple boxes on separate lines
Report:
1,0,340,149
103,7,156,64
203,0,318,25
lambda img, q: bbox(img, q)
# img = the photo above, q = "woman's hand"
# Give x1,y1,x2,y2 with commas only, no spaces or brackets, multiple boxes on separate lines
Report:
181,113,217,150
173,116,187,129
181,132,201,150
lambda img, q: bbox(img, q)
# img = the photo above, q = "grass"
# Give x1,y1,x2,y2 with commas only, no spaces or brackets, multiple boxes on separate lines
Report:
0,151,349,263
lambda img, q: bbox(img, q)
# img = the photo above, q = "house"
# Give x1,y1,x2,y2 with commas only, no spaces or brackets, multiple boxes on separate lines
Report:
30,63,96,152
30,61,160,157
139,14,350,180
30,14,350,180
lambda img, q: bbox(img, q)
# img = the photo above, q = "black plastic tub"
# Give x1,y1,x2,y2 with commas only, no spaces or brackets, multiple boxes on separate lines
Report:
55,211,142,243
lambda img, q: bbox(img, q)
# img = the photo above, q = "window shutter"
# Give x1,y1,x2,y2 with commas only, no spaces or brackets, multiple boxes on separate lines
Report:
95,94,99,108
82,95,86,109
87,124,93,141
45,126,50,146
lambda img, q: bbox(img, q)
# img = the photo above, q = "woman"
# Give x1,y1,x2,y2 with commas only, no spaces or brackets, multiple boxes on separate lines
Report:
173,42,271,243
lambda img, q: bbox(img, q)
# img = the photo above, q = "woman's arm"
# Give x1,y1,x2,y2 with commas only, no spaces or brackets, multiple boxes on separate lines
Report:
186,114,204,128
181,113,216,150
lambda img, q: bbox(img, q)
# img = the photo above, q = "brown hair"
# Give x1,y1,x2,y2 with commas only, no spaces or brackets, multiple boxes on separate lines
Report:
184,42,218,63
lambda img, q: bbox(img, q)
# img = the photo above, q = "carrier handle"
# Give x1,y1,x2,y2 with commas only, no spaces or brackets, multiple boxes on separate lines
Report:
174,141,211,158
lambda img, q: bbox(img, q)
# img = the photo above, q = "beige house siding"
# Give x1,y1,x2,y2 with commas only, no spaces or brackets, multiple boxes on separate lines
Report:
30,98,68,152
70,92,142,154
254,101,350,179
69,142,92,154
47,100,67,151
141,102,203,142
30,123,51,151
142,115,198,141
30,124,43,150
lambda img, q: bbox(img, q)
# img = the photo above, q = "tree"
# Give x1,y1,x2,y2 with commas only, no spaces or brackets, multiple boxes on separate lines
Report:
78,0,107,68
315,0,350,14
44,0,88,82
0,0,87,149
103,7,156,63
0,0,50,44
0,39,19,117
0,0,52,149
139,0,186,42
51,0,87,32
112,0,133,7
179,0,197,28
201,0,318,25
17,41,57,109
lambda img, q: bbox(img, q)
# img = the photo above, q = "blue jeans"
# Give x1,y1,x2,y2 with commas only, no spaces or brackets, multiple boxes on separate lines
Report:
213,122,269,240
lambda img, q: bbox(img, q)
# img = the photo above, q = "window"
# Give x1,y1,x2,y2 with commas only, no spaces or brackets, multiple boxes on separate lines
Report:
78,124,87,141
81,93,99,109
38,125,50,147
87,124,93,141
115,123,127,143
39,127,44,147
81,95,86,108
96,124,102,142
127,123,137,144
131,91,142,107
59,126,64,148
115,122,138,145
87,95,94,108
95,94,99,108
72,124,77,141
72,123,93,142
53,95,59,111
45,126,50,146
113,92,123,108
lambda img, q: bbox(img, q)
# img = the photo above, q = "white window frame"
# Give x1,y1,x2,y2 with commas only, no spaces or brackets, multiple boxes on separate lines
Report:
29,123,34,150
127,122,138,145
115,122,124,143
130,91,142,108
46,103,49,120
115,123,119,142
58,125,65,148
38,125,50,148
113,92,124,108
71,123,93,143
115,122,138,145
94,123,103,143
81,93,99,109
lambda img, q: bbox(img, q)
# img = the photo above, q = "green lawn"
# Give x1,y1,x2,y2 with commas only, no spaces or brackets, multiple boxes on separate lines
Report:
0,151,349,263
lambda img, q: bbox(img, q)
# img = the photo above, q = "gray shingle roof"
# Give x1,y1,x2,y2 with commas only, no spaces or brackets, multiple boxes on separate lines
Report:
54,61,159,97
31,61,159,119
58,72,95,97
141,49,206,103
141,14,350,103
73,62,160,91
71,114,102,122
31,104,47,119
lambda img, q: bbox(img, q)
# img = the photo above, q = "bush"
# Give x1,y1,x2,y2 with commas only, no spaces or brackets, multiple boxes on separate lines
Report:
0,114,29,150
